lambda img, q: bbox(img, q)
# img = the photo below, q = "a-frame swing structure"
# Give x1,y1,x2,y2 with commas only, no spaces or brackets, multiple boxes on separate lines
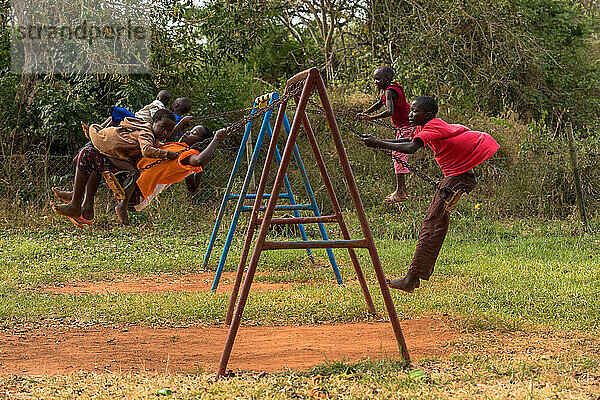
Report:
217,68,410,376
202,92,342,291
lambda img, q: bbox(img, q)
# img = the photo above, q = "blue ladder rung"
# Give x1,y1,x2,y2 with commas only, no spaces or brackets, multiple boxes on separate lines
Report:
228,193,290,199
241,204,314,212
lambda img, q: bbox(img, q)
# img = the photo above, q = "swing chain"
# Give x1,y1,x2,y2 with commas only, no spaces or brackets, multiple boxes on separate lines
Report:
385,150,439,190
190,80,306,129
223,79,306,134
137,147,189,173
129,81,307,179
192,106,258,122
307,98,439,190
334,108,398,131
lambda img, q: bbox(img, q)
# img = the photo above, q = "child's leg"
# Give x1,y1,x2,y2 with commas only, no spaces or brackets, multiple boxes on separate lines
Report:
81,171,100,220
395,173,408,197
115,180,140,226
108,157,138,226
408,174,477,279
52,166,90,218
385,154,410,203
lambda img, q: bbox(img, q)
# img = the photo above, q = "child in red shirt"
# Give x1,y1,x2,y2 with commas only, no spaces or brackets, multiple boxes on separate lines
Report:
356,66,411,203
361,96,499,292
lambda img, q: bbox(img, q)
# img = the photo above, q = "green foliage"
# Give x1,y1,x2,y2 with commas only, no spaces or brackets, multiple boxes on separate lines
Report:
0,0,598,218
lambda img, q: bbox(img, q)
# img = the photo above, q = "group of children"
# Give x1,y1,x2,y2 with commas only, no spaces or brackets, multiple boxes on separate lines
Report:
52,68,500,293
357,66,499,292
52,90,228,226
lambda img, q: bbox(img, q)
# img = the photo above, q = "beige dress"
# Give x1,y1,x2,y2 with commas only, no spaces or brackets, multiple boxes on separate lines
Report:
87,117,168,163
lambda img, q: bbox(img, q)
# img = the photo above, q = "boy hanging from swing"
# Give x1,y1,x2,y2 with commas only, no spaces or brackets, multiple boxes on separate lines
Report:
356,66,412,203
54,109,185,225
53,124,227,226
101,90,193,140
360,96,499,292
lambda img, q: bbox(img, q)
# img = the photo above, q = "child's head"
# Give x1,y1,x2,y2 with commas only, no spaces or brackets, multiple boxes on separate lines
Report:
181,125,213,147
408,96,438,127
156,90,171,106
373,66,394,91
171,97,192,116
152,109,177,140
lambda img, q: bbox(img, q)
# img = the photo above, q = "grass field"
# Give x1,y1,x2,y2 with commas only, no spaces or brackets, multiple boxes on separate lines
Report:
1,211,599,398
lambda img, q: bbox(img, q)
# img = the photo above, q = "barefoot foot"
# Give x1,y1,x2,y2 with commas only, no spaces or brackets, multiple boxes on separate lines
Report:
81,205,94,221
51,187,72,203
384,191,409,204
52,202,82,219
386,273,420,293
115,202,130,226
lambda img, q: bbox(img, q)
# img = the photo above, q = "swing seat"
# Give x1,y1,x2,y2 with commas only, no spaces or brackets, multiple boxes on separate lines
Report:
102,170,138,201
444,189,464,212
102,171,126,200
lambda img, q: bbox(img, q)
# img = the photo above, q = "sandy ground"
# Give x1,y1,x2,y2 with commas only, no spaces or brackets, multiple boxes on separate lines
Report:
0,319,457,375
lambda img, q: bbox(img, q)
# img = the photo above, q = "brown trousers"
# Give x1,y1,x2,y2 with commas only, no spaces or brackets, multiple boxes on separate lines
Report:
408,172,477,280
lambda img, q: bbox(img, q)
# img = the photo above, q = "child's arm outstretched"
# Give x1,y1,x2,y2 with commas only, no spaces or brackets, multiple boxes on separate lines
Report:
356,89,397,121
360,134,423,154
169,116,194,141
186,128,228,167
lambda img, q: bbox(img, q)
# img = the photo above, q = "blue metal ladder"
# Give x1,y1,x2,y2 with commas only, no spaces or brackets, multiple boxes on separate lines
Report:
202,92,342,291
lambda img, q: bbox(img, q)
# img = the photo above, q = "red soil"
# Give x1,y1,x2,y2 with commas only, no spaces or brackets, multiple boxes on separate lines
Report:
39,272,296,295
0,319,459,375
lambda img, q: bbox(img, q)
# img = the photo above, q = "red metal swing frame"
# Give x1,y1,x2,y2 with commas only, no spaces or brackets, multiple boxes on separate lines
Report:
217,68,410,376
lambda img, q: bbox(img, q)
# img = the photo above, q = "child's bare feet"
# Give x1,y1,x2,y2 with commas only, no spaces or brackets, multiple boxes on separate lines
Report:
51,189,94,220
115,202,130,226
80,206,94,222
51,187,72,203
52,202,82,219
384,191,409,204
386,273,420,293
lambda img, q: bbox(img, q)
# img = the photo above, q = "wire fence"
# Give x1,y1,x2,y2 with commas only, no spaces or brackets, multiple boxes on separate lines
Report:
1,121,599,222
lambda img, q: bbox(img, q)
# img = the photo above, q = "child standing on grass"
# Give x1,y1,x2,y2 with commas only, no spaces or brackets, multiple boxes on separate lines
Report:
356,65,411,204
53,109,178,226
361,96,499,292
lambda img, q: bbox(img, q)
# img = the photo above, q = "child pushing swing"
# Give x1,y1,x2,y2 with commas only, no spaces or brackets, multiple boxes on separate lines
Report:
360,96,499,292
356,66,412,204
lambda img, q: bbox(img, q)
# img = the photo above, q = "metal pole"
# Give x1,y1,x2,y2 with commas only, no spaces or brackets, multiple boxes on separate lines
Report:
315,71,411,364
218,78,315,376
224,98,290,325
300,113,377,315
210,102,273,291
202,104,258,269
283,116,343,284
565,122,588,231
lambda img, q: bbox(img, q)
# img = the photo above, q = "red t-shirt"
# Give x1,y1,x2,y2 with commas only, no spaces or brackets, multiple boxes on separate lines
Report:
412,118,499,176
380,83,410,128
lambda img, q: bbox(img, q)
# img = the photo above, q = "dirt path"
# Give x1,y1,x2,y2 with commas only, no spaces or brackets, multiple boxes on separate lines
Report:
0,319,458,375
39,272,299,295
